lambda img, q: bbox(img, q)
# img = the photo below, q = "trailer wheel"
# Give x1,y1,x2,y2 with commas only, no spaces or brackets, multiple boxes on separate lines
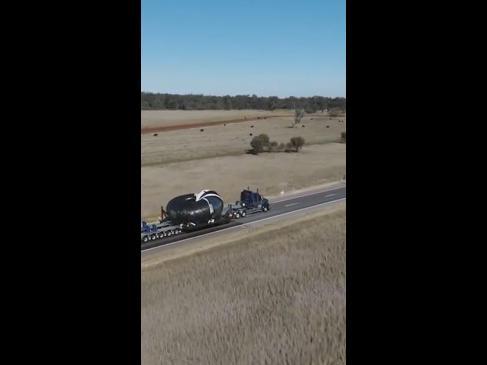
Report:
263,206,268,212
235,212,240,218
150,234,157,240
167,231,172,237
241,211,246,217
158,232,165,239
142,236,149,243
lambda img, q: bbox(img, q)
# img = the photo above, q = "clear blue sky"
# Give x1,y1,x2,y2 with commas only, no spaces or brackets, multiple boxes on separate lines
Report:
142,0,345,97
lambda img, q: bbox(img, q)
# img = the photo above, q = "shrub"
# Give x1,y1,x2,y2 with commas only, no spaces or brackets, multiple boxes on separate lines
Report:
250,136,263,153
250,134,270,154
290,136,305,152
258,134,270,145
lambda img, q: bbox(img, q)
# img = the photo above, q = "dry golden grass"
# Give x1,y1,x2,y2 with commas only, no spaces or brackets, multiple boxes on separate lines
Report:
141,208,346,365
141,109,346,219
141,143,345,219
141,112,345,166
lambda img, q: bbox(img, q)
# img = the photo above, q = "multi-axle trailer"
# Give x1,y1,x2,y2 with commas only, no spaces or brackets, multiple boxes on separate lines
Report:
141,188,270,244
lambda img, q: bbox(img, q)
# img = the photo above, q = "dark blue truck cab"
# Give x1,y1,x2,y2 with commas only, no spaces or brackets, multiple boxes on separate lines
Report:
229,189,270,218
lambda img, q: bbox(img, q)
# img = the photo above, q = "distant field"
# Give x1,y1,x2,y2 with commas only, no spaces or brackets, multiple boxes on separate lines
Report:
141,109,292,130
140,109,346,219
141,207,346,365
142,112,345,166
141,143,345,218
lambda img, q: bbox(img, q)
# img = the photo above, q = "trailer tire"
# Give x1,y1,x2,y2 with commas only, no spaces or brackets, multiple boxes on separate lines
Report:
167,231,172,237
263,206,268,212
241,211,246,217
235,212,240,218
150,234,157,240
142,236,149,243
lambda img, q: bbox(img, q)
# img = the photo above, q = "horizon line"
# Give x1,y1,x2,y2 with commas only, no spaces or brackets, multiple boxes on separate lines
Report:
141,91,346,99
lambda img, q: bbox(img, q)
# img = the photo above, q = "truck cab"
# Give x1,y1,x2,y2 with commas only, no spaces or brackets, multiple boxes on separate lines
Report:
240,189,269,210
229,189,270,218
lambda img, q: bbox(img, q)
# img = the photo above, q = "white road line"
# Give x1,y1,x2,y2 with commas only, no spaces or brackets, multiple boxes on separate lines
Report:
284,202,299,207
270,185,345,203
141,197,346,254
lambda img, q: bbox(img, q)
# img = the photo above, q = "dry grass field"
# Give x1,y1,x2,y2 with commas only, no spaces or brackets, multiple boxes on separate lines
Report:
141,207,346,365
142,109,292,130
141,143,345,218
140,110,345,219
142,111,345,165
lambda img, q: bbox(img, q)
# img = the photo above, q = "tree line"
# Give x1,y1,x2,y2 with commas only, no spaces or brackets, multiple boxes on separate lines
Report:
141,92,345,113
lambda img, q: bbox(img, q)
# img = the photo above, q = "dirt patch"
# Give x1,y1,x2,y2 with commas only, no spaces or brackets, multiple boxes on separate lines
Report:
141,109,293,129
141,114,289,134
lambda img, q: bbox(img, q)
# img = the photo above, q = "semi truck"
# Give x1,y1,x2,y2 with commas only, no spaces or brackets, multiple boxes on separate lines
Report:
228,189,270,219
141,188,270,244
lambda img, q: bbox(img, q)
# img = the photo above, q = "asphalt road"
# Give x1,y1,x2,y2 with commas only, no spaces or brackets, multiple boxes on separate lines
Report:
141,184,346,252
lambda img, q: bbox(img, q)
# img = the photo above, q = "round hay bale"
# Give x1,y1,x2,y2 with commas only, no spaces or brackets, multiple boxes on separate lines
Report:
326,125,330,128
153,133,158,136
250,125,254,128
249,133,253,136
200,129,204,132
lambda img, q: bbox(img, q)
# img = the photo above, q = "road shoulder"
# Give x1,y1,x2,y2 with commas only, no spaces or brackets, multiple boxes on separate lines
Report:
142,201,345,270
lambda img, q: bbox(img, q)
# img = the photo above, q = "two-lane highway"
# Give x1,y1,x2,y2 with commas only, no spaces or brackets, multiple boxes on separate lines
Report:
141,184,346,252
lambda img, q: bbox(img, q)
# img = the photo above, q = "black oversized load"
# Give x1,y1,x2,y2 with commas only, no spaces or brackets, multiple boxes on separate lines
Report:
166,190,229,229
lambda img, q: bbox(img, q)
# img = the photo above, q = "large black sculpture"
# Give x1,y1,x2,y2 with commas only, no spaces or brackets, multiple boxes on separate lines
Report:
166,190,227,228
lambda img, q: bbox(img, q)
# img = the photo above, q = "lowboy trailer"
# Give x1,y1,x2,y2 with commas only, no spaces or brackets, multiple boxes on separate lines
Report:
141,188,270,244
